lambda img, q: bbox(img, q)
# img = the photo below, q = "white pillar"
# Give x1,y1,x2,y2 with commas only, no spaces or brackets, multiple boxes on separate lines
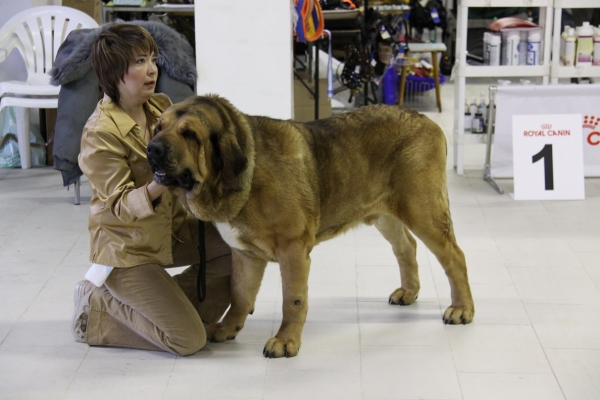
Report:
194,1,294,120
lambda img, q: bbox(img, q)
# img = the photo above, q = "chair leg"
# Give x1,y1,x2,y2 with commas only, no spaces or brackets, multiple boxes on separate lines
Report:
14,107,31,168
74,178,81,205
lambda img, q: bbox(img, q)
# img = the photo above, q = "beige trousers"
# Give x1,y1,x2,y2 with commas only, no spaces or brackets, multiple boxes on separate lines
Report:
85,220,231,356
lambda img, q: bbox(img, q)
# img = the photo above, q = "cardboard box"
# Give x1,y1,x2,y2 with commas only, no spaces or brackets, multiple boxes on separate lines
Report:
62,0,102,24
293,76,331,122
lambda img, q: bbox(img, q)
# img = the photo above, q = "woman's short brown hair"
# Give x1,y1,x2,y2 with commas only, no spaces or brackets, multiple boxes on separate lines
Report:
91,24,159,105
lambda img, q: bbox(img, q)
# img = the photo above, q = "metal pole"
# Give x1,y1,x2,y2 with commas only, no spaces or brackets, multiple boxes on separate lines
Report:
483,86,504,194
74,178,81,205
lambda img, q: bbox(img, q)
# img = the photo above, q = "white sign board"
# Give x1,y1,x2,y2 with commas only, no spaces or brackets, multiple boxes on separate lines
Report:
512,114,585,200
492,84,600,178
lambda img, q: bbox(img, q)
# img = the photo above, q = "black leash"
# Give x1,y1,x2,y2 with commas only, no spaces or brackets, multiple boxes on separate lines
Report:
197,220,207,302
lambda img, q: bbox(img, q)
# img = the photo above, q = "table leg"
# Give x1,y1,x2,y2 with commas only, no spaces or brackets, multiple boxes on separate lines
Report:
432,51,442,112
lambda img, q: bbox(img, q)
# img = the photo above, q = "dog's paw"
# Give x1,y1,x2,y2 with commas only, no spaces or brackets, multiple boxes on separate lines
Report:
263,336,300,358
206,322,239,342
389,288,419,306
443,306,474,325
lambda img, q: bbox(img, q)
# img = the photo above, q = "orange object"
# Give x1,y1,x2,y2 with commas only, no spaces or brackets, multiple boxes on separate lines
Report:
294,0,324,42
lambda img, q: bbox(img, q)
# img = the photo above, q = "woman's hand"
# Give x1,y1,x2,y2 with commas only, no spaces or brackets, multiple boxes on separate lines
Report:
147,181,168,201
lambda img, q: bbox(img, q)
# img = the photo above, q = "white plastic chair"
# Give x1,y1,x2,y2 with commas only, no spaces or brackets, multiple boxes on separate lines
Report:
0,6,98,168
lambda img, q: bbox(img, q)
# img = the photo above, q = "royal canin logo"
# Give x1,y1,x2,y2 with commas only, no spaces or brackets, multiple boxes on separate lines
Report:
584,116,600,146
583,115,600,130
541,123,552,129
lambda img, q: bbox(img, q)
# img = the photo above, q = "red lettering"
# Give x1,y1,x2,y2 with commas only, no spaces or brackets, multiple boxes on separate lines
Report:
588,131,600,146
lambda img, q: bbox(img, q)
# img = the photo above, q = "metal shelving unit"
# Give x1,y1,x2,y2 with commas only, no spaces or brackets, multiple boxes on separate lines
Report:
452,0,554,175
550,0,600,84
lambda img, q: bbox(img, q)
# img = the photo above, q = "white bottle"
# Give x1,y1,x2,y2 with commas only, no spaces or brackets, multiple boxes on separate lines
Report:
561,27,577,66
576,22,594,67
526,29,542,65
483,32,491,65
435,27,443,44
422,28,431,43
593,27,600,66
464,112,472,133
559,25,570,65
502,29,520,66
469,97,478,116
519,30,528,65
478,92,487,125
488,34,502,66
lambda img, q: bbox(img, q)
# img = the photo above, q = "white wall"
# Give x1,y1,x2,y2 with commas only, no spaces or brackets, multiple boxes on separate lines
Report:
194,0,293,120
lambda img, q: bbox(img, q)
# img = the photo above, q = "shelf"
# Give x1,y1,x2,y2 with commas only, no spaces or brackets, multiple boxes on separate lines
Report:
459,0,552,7
552,66,600,78
554,0,598,8
454,132,493,145
462,65,548,78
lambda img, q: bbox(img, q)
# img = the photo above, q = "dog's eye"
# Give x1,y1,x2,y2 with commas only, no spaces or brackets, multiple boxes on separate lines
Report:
155,124,161,134
182,129,200,144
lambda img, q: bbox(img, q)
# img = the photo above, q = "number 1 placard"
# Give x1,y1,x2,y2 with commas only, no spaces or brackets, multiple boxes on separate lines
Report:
512,114,584,200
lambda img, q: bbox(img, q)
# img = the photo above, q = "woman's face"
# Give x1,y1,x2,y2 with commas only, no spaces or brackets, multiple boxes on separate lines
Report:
117,50,158,107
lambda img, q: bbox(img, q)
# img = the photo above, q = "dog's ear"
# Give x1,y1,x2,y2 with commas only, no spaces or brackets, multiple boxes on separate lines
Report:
209,131,248,192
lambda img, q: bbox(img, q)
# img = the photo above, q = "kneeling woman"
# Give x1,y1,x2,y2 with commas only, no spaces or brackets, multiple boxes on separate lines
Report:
72,24,231,356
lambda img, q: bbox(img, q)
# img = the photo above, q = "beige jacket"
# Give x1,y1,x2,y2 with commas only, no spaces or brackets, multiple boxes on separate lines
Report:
79,93,193,268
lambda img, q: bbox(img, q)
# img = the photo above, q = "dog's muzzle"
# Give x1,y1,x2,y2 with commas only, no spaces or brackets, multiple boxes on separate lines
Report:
147,141,196,191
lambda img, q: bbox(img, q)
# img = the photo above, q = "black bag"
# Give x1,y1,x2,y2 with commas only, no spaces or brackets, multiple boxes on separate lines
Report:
409,0,447,31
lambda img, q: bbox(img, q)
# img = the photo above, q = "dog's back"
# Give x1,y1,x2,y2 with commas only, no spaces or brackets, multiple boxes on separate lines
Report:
248,105,448,242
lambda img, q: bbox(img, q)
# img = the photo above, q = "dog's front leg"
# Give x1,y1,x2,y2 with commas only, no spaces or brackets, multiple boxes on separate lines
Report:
264,241,311,358
207,249,267,342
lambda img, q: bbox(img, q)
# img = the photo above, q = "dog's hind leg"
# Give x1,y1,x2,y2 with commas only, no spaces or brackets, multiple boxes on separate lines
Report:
374,214,420,306
393,200,474,325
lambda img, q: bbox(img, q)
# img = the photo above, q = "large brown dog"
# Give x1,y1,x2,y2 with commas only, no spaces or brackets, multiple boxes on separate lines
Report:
147,95,474,358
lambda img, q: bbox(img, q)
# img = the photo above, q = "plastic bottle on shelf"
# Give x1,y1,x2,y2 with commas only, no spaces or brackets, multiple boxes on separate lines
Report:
478,92,487,124
561,26,577,66
559,25,569,65
593,27,600,66
422,28,431,43
435,27,443,44
464,112,472,133
526,29,542,65
483,32,490,65
471,113,484,133
502,30,520,66
488,34,502,66
469,97,478,116
519,31,528,65
576,22,594,67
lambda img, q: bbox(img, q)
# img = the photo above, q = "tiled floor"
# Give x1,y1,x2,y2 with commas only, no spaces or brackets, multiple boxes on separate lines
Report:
1,81,600,399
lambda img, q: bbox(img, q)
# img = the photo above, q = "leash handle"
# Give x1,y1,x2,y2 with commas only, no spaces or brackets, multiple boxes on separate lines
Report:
197,220,207,302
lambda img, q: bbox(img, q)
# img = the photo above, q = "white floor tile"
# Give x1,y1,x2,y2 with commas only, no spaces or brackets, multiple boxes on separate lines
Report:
164,343,268,399
361,345,462,400
459,372,564,400
64,348,175,400
0,345,88,400
546,348,600,400
447,325,551,374
509,267,600,305
525,304,600,349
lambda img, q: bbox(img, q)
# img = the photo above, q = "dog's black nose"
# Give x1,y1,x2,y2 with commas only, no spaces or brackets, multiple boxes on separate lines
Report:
147,141,167,159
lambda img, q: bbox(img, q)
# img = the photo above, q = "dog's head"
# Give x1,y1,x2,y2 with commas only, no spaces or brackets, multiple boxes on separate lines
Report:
147,95,252,218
